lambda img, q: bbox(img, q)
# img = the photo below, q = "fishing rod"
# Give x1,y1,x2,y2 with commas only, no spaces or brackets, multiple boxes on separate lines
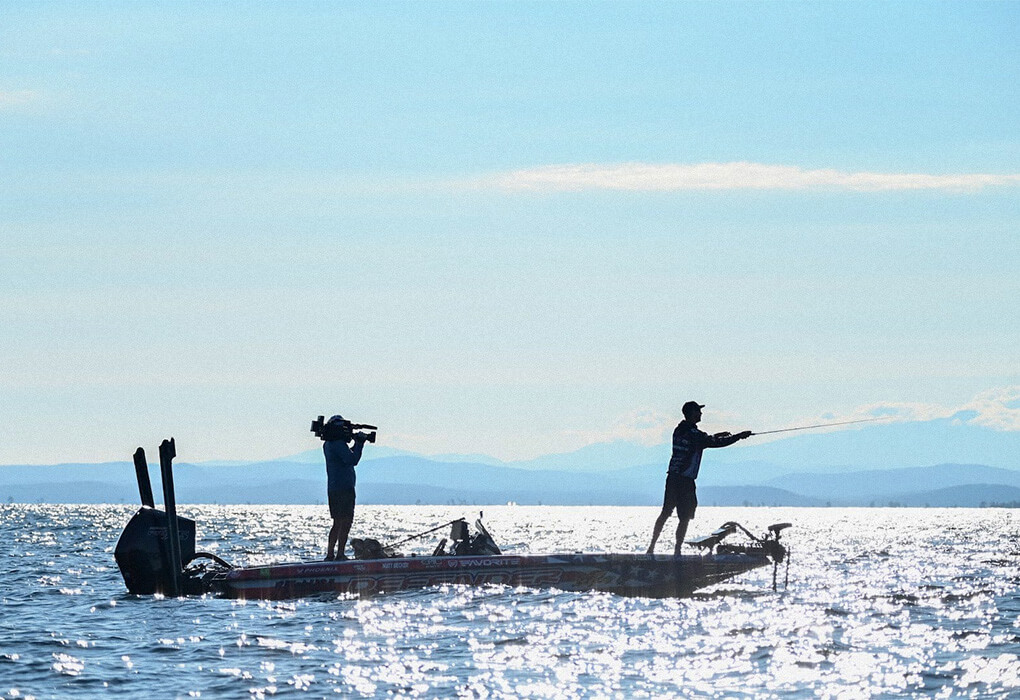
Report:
751,417,886,436
385,518,466,549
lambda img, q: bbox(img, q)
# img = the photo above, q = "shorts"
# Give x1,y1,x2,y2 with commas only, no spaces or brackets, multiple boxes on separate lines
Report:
662,473,697,520
328,488,356,520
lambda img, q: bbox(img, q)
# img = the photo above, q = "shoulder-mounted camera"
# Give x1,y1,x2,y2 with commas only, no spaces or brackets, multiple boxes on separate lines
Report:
311,415,377,443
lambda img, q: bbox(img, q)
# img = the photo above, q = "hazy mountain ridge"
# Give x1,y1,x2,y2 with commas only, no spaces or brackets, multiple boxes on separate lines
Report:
2,419,1017,506
3,461,1018,508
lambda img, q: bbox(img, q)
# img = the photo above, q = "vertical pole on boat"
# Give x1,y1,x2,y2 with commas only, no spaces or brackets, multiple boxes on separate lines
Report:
158,438,182,597
132,447,155,508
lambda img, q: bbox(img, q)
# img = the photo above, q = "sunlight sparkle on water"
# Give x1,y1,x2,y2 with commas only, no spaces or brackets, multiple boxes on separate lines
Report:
1,504,1018,697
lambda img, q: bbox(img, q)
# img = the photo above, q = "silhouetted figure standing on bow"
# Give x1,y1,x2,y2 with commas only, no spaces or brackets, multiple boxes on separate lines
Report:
322,415,369,560
647,401,752,556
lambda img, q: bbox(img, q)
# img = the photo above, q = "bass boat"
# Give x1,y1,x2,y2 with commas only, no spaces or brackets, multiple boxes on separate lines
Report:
114,439,790,600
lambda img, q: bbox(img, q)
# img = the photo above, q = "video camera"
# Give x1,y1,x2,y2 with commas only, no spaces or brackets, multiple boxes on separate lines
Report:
310,415,377,443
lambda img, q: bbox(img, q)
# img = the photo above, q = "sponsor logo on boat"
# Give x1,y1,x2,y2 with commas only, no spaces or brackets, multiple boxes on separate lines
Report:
446,557,519,568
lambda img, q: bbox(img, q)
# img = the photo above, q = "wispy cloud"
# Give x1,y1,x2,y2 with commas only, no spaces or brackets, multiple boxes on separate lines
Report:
0,90,41,109
957,386,1020,431
564,408,676,447
847,386,1020,431
574,386,1020,448
470,162,1020,193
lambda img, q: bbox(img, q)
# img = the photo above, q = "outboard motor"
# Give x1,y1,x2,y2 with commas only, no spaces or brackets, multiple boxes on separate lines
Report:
114,440,197,595
115,507,197,594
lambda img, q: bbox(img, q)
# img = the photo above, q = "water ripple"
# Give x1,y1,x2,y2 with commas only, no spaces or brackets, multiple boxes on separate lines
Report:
1,504,1018,697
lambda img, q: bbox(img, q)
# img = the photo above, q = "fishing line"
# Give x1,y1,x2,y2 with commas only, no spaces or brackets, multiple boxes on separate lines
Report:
752,417,887,436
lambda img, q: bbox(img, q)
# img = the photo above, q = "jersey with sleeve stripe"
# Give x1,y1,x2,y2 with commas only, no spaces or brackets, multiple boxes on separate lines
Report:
667,421,738,479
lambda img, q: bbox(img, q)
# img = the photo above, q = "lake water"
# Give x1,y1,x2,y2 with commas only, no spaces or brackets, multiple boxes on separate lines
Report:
1,504,1018,698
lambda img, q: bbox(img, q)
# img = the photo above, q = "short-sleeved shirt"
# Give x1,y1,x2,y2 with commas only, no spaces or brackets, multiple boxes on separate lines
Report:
324,439,363,491
667,421,736,480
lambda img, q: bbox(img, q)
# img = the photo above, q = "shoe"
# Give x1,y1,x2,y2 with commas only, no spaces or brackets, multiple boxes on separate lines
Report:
324,553,335,561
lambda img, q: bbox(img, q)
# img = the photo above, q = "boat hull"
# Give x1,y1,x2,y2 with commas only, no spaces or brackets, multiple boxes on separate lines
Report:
208,552,771,600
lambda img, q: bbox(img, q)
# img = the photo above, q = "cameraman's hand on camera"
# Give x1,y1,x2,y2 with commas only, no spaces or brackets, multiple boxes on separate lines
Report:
353,432,369,443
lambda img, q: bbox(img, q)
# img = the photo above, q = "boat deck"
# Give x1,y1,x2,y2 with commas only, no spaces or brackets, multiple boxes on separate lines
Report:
208,551,772,600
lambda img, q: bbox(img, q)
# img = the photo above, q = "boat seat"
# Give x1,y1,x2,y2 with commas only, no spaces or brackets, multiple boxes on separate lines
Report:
688,523,737,550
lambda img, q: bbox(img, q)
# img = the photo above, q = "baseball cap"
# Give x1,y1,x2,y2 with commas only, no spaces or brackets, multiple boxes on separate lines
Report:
682,401,705,416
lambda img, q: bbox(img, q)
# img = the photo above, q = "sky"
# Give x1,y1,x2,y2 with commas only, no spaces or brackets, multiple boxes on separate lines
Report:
2,2,1018,464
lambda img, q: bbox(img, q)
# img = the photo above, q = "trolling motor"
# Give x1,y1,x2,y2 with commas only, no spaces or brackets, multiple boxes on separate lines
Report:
688,521,792,590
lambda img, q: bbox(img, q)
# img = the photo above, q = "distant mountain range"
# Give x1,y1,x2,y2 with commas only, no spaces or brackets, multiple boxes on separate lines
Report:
2,418,1018,507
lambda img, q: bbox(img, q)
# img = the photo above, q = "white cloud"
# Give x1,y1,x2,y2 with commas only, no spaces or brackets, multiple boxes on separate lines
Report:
959,386,1020,431
563,408,675,447
472,162,1020,193
856,386,1020,431
852,401,951,422
574,387,1020,449
0,90,40,109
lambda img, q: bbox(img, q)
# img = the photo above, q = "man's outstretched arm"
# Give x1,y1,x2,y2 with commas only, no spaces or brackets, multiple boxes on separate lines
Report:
704,430,753,448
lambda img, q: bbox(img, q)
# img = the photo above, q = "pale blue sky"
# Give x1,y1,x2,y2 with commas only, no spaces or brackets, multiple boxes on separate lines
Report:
2,2,1018,463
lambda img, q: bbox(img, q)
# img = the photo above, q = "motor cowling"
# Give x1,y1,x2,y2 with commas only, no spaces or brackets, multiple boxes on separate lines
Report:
114,507,196,595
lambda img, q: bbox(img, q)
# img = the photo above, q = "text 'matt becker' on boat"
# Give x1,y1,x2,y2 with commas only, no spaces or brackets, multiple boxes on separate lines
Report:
647,401,753,556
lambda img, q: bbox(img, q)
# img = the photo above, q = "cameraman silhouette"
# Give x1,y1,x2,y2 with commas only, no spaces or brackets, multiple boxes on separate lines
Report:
322,415,370,560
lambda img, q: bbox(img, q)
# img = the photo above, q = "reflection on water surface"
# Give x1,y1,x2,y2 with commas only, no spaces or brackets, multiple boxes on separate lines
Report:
1,505,1018,697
